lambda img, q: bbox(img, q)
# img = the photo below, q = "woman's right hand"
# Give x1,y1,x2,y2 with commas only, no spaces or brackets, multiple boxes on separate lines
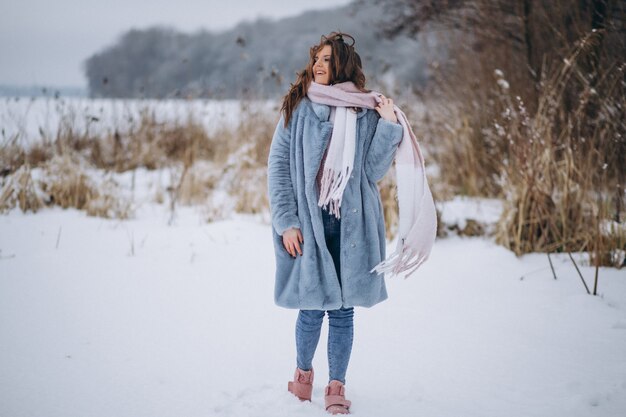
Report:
282,228,303,257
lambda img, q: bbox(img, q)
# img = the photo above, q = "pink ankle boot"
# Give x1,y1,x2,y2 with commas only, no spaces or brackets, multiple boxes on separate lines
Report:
325,380,351,415
287,367,314,401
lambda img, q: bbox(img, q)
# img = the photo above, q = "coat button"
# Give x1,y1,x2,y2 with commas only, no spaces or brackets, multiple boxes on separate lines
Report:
352,208,358,213
350,243,356,248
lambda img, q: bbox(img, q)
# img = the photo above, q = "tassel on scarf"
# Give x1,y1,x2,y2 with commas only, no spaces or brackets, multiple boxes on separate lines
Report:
317,107,357,218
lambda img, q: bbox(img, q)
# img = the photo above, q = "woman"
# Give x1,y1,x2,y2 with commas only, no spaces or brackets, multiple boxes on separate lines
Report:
267,32,434,415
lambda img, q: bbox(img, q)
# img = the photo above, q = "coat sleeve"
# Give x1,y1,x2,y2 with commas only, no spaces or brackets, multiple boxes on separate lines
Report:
364,117,404,183
267,114,301,235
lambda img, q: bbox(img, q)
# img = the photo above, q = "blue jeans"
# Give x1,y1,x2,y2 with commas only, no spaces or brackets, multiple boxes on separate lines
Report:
295,208,354,384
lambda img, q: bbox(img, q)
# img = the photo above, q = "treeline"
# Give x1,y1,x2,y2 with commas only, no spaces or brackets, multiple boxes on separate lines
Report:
84,2,432,99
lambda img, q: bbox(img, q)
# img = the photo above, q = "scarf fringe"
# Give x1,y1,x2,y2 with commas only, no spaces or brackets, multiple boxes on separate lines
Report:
318,166,352,219
370,245,429,278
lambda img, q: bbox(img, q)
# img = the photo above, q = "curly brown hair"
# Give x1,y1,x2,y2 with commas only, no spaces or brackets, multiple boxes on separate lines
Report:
280,32,369,127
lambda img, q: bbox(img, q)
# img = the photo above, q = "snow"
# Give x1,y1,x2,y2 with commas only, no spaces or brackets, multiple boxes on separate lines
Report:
437,195,503,230
1,95,625,416
497,79,510,90
0,97,277,145
1,203,625,417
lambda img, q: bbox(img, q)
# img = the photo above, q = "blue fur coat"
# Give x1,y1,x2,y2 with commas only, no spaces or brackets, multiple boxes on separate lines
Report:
267,97,403,310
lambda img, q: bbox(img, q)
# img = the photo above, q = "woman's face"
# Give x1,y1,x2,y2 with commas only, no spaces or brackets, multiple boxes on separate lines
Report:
313,44,332,85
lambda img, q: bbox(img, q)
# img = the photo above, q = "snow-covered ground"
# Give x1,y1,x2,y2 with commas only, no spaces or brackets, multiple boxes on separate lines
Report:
1,96,624,416
1,203,625,417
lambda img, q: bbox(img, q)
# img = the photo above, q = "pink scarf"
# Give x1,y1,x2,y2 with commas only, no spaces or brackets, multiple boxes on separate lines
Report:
307,81,437,278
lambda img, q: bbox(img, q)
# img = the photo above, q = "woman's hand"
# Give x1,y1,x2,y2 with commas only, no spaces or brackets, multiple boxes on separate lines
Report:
375,95,398,123
282,228,303,257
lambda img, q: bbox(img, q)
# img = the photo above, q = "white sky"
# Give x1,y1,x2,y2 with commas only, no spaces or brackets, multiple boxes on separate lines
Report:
0,0,353,88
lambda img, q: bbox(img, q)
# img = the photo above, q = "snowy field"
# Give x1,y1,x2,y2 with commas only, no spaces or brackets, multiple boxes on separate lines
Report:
1,96,624,416
0,97,277,144
1,201,625,417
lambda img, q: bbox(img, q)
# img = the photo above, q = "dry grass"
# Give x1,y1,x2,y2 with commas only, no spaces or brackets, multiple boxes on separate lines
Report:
201,102,275,220
176,162,220,206
492,35,625,267
1,78,622,268
0,165,44,213
395,0,626,270
0,154,132,219
0,100,276,221
417,22,625,267
41,155,99,210
378,169,399,240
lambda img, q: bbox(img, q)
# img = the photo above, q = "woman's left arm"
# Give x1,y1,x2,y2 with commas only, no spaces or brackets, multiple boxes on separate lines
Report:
365,96,403,182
